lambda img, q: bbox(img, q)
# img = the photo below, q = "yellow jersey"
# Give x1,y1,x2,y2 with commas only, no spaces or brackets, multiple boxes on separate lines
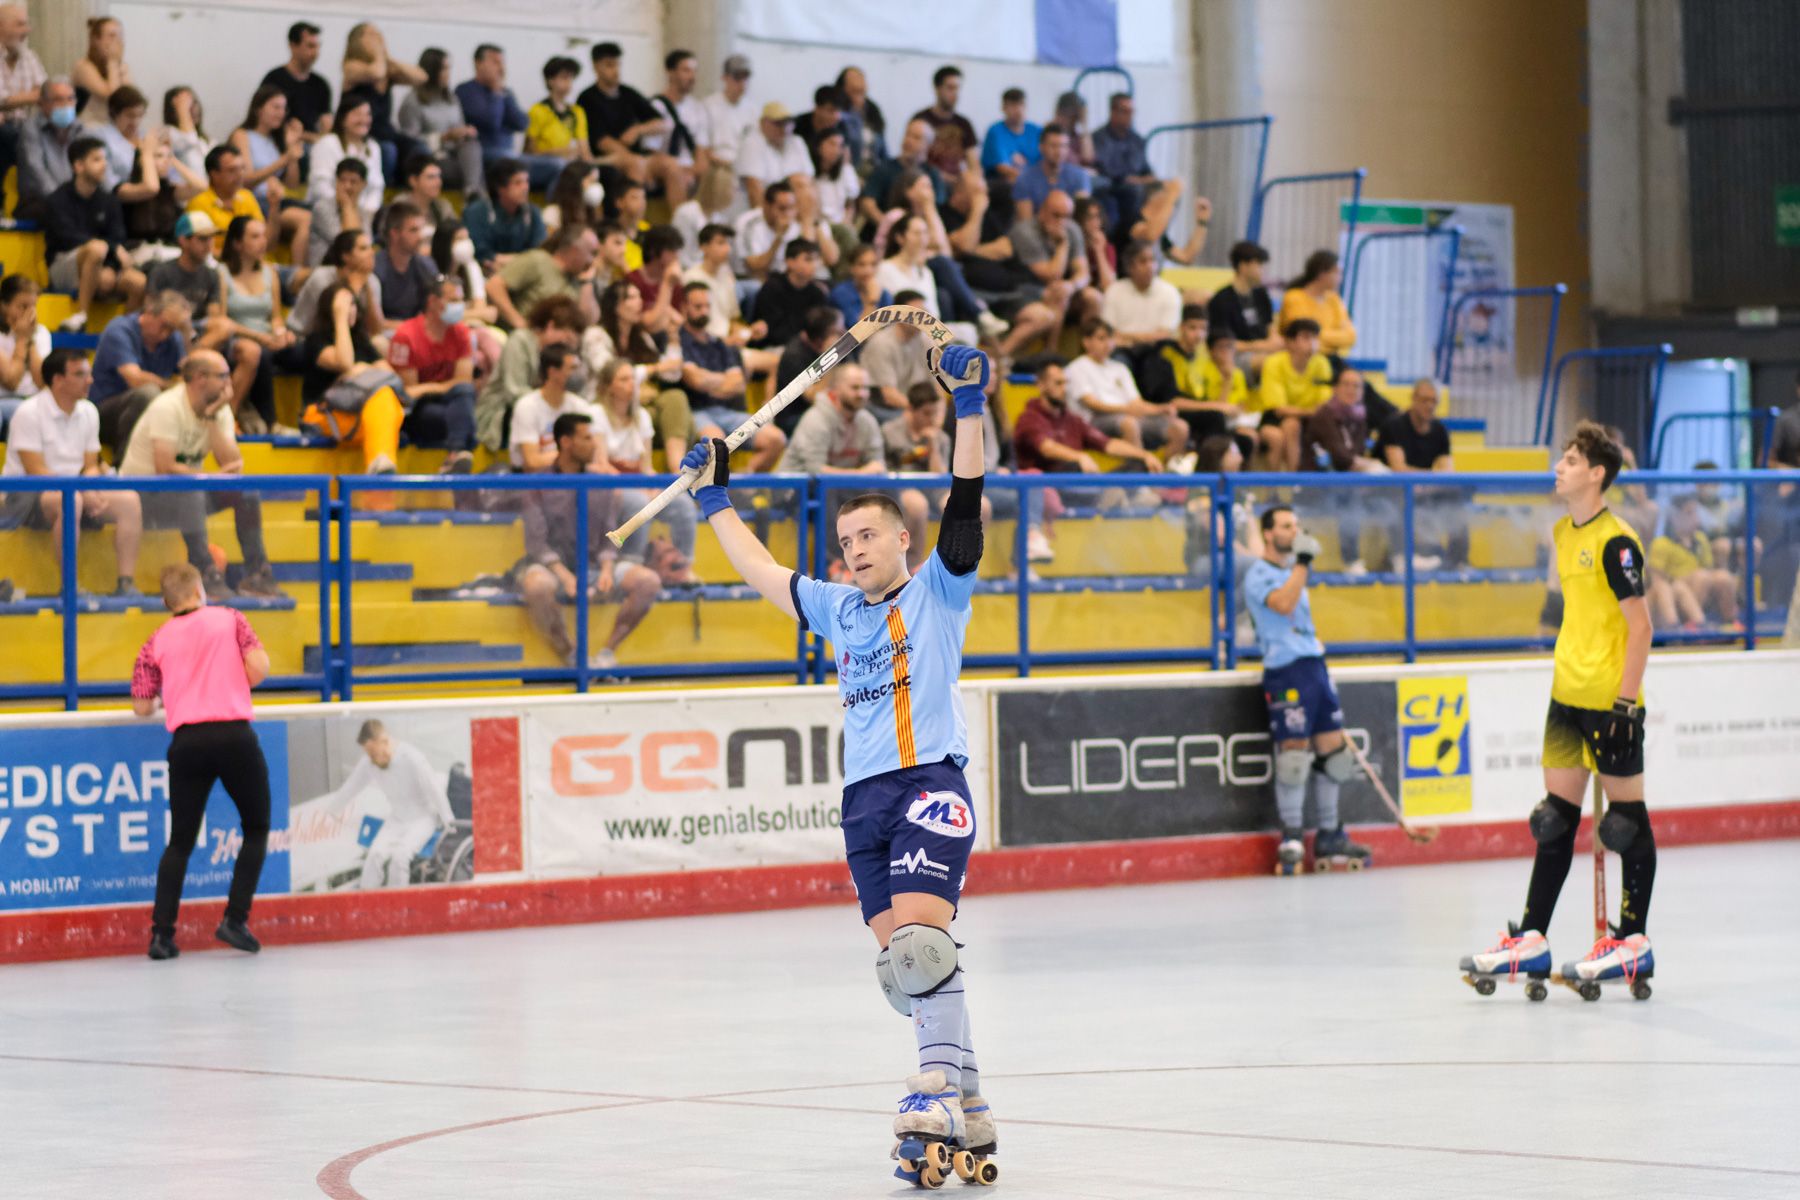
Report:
1551,507,1644,709
1255,350,1332,415
1649,530,1711,580
188,188,264,253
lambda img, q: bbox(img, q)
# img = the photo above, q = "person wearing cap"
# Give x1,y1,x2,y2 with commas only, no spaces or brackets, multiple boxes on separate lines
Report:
738,100,812,211
577,41,688,204
132,561,273,961
699,53,754,180
42,133,144,333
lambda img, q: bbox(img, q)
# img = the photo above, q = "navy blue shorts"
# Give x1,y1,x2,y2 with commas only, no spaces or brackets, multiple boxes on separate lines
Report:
1263,656,1343,743
841,758,977,925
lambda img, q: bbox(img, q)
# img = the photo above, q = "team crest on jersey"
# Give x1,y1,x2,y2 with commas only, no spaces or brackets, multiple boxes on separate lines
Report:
907,791,974,838
1578,548,1594,568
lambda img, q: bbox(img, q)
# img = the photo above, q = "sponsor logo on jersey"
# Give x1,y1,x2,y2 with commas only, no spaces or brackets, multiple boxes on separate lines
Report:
1579,548,1594,569
906,790,974,838
890,847,949,879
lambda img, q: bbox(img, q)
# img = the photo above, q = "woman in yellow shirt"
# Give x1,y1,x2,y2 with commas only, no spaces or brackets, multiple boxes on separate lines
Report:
1280,250,1357,355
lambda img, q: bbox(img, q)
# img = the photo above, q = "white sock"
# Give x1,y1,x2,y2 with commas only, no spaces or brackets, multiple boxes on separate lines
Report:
960,1006,981,1097
1275,780,1306,829
911,972,966,1091
1313,775,1341,829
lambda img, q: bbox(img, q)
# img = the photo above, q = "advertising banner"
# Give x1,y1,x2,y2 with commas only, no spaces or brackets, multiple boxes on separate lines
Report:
1397,676,1475,818
0,722,289,911
993,680,1399,846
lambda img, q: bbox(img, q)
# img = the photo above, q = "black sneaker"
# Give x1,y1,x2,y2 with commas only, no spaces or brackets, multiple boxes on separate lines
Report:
148,931,180,960
114,578,142,598
215,918,261,954
201,566,236,600
236,563,283,598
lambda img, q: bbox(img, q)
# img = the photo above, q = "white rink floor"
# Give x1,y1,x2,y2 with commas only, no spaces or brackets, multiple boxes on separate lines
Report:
4,842,1799,1200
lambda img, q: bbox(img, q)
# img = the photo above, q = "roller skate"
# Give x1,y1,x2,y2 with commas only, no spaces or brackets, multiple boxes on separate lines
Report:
1312,825,1371,872
1555,928,1654,1002
1273,827,1305,876
1459,921,1552,1001
892,1071,964,1189
951,1094,1001,1186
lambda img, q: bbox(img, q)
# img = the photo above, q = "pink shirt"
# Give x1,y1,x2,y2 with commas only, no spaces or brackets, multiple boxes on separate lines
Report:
131,606,263,731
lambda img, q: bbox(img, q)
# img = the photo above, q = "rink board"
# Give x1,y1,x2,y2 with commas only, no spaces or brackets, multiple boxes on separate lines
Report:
2,652,1797,962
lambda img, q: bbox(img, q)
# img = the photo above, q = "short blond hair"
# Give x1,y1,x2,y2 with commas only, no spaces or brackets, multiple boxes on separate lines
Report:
160,563,202,609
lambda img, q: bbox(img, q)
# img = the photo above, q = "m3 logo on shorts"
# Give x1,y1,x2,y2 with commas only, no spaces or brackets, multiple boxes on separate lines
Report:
906,790,974,838
891,848,950,879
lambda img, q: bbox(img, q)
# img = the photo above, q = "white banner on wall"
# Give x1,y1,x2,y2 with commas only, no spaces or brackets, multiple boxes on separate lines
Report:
140,0,649,30
738,1,1039,62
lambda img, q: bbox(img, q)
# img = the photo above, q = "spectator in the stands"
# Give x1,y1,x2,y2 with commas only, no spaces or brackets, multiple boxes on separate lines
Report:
1142,306,1244,445
1013,355,1163,478
982,87,1040,184
1132,181,1211,267
797,84,844,160
118,349,279,599
475,294,585,452
92,291,190,454
45,135,144,333
732,179,799,284
149,214,236,358
1012,124,1091,220
626,223,685,334
289,230,382,342
539,161,601,237
1101,239,1183,361
830,243,892,328
873,199,990,337
1604,427,1660,541
0,5,48,196
836,65,885,172
396,47,483,194
1007,189,1102,341
1376,379,1453,474
773,305,845,435
585,279,695,465
230,86,310,257
218,215,297,436
307,155,368,268
340,22,425,182
608,176,652,268
188,145,262,254
464,157,545,270
432,220,499,329
647,50,708,188
595,218,632,286
780,361,931,571
490,223,597,333
738,101,813,211
860,290,931,424
0,275,48,434
390,274,478,471
260,22,332,146
1281,250,1357,356
861,117,943,230
581,42,685,201
698,54,755,202
1090,92,1159,240
93,84,144,189
1066,316,1190,461
1074,196,1117,292
883,380,949,476
119,123,199,247
1,349,142,596
593,356,698,585
681,222,753,339
751,237,830,351
515,409,661,672
72,16,132,125
1209,240,1281,367
16,77,88,220
1256,317,1332,470
810,125,860,242
1052,90,1095,166
300,275,408,474
1302,366,1382,474
374,200,442,324
162,85,212,180
526,55,592,188
876,213,939,315
391,154,456,234
912,65,977,181
509,342,592,470
455,43,532,187
676,281,786,470
1650,492,1741,629
307,93,383,230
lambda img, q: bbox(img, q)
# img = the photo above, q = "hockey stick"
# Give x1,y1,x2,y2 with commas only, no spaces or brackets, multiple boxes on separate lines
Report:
1345,734,1439,844
606,305,973,547
1590,774,1607,942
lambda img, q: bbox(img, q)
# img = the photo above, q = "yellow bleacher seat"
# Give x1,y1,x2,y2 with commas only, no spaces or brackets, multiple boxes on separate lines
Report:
1160,265,1233,300
0,228,47,286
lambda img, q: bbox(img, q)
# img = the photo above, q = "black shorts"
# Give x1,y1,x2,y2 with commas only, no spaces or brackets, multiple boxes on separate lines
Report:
1543,698,1643,777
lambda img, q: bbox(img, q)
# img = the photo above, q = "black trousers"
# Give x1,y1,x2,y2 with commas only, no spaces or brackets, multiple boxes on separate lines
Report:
152,720,271,935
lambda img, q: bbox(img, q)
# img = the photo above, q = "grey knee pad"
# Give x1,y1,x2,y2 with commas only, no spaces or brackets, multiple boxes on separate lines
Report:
888,924,959,998
1598,805,1649,856
874,947,911,1017
1317,745,1358,783
1275,748,1315,788
1529,796,1578,845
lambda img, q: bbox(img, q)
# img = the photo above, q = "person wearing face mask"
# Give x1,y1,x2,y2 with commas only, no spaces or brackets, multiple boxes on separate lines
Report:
541,161,604,237
430,220,498,327
390,274,478,471
16,75,89,221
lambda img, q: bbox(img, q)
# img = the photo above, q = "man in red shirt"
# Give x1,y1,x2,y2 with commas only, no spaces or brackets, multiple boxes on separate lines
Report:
130,563,273,961
1013,356,1164,475
626,223,684,335
389,276,478,471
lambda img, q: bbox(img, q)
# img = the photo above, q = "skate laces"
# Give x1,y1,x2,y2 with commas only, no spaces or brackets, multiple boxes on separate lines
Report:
898,1090,947,1116
1584,936,1642,982
1488,930,1536,977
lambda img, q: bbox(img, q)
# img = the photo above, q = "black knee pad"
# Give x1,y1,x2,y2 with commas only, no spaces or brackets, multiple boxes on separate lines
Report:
1529,796,1580,846
1599,801,1654,859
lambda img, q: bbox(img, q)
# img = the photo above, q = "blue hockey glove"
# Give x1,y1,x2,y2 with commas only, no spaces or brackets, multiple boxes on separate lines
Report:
682,438,733,519
940,344,990,419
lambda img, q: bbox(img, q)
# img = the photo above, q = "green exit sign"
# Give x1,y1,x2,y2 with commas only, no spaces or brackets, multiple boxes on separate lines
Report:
1779,185,1800,247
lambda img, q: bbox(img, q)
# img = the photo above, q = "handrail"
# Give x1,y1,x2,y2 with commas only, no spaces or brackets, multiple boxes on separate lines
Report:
1650,407,1781,469
1436,282,1568,393
1538,343,1674,447
1071,65,1133,98
1345,225,1463,329
1245,168,1367,244
5,468,1785,711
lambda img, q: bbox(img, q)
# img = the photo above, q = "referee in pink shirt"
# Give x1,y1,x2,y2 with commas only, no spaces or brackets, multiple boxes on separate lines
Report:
131,562,273,960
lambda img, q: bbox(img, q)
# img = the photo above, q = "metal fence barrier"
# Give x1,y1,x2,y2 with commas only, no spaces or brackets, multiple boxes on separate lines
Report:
1438,284,1567,447
1651,407,1780,470
1245,168,1367,285
1345,226,1463,383
1142,116,1274,268
1539,344,1673,452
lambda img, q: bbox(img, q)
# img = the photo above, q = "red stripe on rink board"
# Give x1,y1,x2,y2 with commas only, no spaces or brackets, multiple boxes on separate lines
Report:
5,799,1799,965
469,716,523,873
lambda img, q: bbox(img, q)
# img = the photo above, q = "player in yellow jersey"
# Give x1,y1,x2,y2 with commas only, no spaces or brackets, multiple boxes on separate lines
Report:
1460,422,1657,994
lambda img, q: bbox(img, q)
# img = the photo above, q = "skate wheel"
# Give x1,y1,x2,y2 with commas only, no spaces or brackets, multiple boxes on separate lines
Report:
1578,981,1601,1002
1473,976,1497,996
1346,858,1365,872
1313,859,1332,873
1525,981,1548,1003
924,1142,951,1172
975,1159,1000,1185
952,1151,975,1181
1631,979,1652,1001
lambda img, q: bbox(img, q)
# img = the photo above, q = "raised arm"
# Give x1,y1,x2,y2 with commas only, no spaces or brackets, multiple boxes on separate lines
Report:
680,439,800,620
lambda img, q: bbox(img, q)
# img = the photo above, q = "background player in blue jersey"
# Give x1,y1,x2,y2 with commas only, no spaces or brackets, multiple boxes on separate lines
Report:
1244,504,1371,872
681,343,997,1183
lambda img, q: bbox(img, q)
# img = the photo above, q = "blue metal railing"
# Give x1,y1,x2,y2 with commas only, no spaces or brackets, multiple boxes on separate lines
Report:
1070,65,1134,116
5,468,1788,710
1538,343,1674,448
1245,168,1367,282
1142,116,1274,262
1437,283,1567,391
1651,408,1780,471
1344,226,1463,383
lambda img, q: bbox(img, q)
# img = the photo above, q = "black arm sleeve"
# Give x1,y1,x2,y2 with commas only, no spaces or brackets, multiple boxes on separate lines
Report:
1601,534,1646,601
936,473,985,576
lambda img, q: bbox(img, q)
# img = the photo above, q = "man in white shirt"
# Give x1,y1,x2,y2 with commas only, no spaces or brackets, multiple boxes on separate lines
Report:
1064,316,1189,459
507,342,594,470
312,720,455,890
699,54,755,176
1101,240,1183,349
1,348,141,595
737,102,814,211
645,49,709,174
731,180,800,283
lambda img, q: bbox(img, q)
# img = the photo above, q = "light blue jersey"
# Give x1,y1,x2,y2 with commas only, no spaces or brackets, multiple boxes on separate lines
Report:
792,551,977,786
1244,557,1325,669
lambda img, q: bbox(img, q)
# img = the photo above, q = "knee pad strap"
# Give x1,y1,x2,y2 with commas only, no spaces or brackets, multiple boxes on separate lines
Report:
1275,748,1315,788
1530,796,1579,846
1318,745,1358,783
888,924,959,998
